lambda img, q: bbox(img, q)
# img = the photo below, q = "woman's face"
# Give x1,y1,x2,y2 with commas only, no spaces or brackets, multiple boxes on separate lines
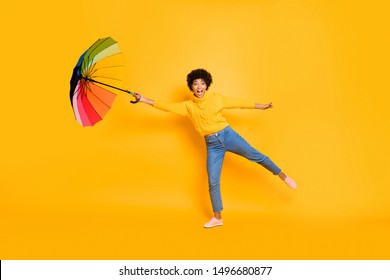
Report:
192,78,207,98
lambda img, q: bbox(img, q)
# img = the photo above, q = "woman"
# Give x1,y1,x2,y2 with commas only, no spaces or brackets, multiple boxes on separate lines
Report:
133,69,296,228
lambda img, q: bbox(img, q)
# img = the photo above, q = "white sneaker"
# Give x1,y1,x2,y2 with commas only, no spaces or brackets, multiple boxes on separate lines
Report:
204,217,223,228
284,177,297,189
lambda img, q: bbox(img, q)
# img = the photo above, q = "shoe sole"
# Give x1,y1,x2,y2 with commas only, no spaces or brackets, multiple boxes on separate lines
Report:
204,223,223,228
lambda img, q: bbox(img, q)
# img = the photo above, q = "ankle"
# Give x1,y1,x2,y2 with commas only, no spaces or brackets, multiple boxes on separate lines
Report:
214,212,222,220
278,172,287,181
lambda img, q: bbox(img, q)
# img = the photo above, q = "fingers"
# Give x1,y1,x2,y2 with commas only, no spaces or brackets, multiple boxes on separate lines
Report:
133,92,142,99
134,92,143,102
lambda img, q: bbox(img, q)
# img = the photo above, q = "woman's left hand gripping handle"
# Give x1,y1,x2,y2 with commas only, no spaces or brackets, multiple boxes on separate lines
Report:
130,92,141,104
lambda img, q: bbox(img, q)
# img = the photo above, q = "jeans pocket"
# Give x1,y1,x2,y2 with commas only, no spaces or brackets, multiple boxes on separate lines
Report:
205,136,216,144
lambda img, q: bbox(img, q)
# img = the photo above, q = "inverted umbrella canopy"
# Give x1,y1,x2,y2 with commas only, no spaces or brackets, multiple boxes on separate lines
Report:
70,37,137,127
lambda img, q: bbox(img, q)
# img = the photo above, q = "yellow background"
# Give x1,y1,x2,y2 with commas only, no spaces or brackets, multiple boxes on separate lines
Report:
1,0,389,259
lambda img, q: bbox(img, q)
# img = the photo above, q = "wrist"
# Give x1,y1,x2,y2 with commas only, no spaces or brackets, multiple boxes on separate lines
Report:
254,103,263,109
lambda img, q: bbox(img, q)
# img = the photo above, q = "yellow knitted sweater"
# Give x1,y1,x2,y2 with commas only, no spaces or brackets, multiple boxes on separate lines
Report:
153,92,255,136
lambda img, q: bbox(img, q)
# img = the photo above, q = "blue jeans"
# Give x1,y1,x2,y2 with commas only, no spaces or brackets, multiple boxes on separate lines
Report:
205,126,281,212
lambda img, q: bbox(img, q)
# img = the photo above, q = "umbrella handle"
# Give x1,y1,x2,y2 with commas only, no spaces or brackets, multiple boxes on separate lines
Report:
129,92,140,104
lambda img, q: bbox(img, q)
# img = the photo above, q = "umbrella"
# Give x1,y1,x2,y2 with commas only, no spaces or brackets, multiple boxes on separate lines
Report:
70,37,138,127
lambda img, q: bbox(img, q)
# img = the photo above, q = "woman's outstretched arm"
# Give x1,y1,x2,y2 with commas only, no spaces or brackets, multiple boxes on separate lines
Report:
132,93,187,116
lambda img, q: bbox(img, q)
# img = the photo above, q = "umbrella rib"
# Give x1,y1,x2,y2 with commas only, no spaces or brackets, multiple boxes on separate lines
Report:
94,65,124,70
91,76,122,82
88,64,124,78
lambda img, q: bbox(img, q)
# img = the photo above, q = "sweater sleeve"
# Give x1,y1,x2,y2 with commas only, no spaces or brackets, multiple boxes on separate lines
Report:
153,100,188,116
221,95,255,109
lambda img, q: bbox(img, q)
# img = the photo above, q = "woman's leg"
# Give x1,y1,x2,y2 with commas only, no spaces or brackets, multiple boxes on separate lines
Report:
224,127,296,189
204,135,226,228
224,127,281,174
206,142,225,214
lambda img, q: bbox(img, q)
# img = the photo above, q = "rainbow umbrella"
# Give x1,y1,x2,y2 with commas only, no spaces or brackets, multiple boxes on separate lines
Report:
70,37,138,127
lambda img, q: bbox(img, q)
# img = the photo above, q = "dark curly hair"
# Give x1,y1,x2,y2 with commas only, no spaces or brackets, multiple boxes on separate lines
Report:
186,69,213,91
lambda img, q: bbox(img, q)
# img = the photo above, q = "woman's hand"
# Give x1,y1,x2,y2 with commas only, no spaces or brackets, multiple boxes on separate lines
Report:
255,102,273,110
132,92,155,106
133,92,143,102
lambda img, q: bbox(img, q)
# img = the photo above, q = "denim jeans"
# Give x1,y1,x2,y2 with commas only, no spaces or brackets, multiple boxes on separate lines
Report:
205,126,282,212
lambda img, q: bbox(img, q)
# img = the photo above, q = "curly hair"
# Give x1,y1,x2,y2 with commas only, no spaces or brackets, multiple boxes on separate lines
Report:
186,69,213,91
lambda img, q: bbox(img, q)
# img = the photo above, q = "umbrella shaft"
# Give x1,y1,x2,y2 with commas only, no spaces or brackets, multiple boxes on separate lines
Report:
82,77,133,94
